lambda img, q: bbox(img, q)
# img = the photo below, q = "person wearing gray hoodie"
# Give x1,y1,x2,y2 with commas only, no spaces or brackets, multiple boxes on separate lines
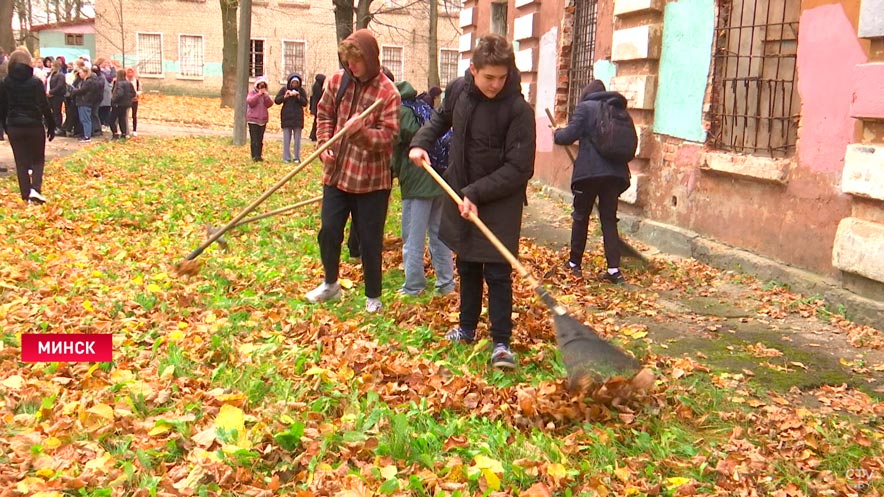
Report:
274,73,308,162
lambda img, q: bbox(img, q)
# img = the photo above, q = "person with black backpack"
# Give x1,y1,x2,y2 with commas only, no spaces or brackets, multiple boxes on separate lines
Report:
554,79,637,284
392,79,455,297
410,34,536,370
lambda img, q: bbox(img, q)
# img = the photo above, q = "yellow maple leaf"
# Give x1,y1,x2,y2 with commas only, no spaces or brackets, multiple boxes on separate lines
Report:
666,476,692,490
473,454,504,474
547,463,568,480
214,404,249,449
481,468,501,490
340,278,354,289
379,464,398,480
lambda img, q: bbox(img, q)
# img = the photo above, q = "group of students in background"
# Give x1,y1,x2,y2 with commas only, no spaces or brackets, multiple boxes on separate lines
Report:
0,46,142,205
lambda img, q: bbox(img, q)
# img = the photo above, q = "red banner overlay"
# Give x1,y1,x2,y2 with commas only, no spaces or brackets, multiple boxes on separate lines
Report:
21,334,113,362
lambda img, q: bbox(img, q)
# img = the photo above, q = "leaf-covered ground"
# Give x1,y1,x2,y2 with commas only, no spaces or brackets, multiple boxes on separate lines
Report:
2,135,884,497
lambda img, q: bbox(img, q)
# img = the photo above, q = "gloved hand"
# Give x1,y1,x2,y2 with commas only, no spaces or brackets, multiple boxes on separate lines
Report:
47,127,55,142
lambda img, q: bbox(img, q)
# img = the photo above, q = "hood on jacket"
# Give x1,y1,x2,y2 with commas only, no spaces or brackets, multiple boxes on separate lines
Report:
287,73,302,88
584,90,628,109
340,29,381,83
312,73,326,92
395,80,417,100
463,64,523,102
253,75,269,91
7,61,34,81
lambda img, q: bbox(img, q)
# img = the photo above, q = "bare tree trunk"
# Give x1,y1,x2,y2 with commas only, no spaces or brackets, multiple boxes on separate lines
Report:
355,0,372,30
232,0,250,145
15,0,37,53
0,0,15,53
427,0,439,89
220,0,238,108
333,0,354,45
94,0,126,66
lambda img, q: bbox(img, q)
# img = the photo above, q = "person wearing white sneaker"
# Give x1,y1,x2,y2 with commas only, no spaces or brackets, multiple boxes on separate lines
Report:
310,30,400,313
0,48,55,205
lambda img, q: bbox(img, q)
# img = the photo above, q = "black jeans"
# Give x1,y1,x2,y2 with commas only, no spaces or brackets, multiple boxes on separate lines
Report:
91,102,101,135
7,126,46,200
109,106,129,136
49,96,64,130
318,185,390,298
131,101,139,132
569,177,622,269
248,123,266,160
457,258,513,346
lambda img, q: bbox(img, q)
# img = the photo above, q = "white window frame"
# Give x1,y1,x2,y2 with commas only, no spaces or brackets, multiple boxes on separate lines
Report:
249,37,267,80
136,32,164,78
380,44,405,82
439,48,459,85
280,39,307,84
177,34,205,80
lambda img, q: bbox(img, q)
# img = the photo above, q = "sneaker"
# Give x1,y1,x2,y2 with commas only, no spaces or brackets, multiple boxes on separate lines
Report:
435,283,456,296
445,326,476,344
305,281,342,303
29,189,46,204
490,343,516,370
599,269,626,284
566,261,582,278
365,297,383,313
131,131,138,136
397,288,423,297
79,137,91,143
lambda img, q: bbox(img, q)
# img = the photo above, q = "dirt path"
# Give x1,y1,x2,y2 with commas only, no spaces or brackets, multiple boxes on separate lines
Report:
522,184,884,398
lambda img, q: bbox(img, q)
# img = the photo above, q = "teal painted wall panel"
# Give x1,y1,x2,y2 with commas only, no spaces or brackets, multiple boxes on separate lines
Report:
38,32,95,60
653,0,714,143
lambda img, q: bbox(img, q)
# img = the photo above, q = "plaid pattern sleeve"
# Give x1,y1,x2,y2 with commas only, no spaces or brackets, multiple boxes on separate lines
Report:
317,72,400,194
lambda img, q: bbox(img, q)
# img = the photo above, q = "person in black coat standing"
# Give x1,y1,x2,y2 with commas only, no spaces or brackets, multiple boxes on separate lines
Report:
0,48,55,204
274,73,309,162
554,80,632,284
308,73,325,142
410,34,535,370
47,58,67,135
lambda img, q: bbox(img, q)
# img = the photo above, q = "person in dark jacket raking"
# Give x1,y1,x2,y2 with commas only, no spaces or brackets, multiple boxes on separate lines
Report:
274,73,309,163
554,80,632,284
409,33,536,370
0,48,56,204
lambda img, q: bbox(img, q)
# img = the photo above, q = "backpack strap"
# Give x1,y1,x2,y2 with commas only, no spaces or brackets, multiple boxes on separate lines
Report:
333,71,351,122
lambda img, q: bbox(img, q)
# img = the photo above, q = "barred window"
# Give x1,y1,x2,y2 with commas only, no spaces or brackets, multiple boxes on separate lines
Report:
491,2,508,36
137,33,163,76
282,40,306,76
439,49,459,85
178,35,204,78
709,0,800,157
567,0,598,115
381,45,404,81
250,39,265,78
65,33,84,46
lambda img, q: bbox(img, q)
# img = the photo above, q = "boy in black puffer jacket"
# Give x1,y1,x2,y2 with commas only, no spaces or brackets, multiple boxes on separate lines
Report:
274,73,308,163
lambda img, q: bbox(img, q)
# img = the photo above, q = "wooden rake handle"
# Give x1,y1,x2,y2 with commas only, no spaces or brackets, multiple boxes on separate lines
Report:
183,98,384,261
544,107,577,164
419,160,542,289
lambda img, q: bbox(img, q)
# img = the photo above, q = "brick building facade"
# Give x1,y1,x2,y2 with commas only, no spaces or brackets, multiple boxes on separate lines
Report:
463,0,884,324
94,0,462,96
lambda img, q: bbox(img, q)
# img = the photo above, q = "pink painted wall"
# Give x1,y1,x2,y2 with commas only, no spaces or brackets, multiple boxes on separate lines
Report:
851,63,884,119
796,4,867,173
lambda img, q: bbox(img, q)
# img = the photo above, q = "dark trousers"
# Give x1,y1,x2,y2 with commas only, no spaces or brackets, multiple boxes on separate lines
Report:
248,123,266,160
569,177,622,269
91,102,101,135
318,185,391,298
49,96,64,130
109,106,129,136
7,126,46,200
63,98,79,135
457,258,513,345
99,105,111,126
309,116,318,142
131,101,139,132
